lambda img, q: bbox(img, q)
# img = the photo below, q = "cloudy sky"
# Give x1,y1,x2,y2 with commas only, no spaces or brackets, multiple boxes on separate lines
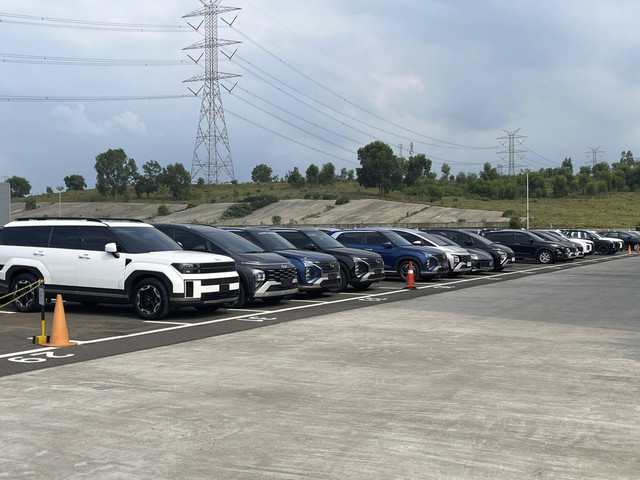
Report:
1,0,639,194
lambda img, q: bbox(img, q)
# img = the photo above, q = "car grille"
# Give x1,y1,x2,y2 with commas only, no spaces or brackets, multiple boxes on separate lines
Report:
460,254,471,264
435,254,449,269
364,257,383,269
475,259,493,268
265,267,298,283
316,260,339,274
202,291,238,301
200,261,236,273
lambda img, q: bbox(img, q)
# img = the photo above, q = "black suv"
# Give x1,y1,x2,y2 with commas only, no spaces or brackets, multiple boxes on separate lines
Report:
153,223,299,308
481,229,569,264
420,228,515,271
270,227,384,291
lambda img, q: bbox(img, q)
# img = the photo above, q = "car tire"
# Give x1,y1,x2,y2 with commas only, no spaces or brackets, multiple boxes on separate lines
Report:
596,244,610,255
537,249,554,264
224,282,247,308
132,278,170,320
11,272,40,313
327,266,349,292
397,260,421,282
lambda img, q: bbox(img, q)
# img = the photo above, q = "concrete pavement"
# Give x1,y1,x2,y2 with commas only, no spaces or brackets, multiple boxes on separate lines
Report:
1,258,639,479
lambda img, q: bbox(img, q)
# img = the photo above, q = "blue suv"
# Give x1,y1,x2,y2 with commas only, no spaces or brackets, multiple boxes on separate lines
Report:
329,228,449,281
221,227,341,294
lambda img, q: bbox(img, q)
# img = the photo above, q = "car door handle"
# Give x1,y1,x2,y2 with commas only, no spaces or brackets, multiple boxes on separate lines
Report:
78,253,91,259
33,250,45,256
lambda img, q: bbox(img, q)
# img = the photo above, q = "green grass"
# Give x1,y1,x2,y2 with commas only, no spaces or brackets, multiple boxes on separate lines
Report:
25,182,640,229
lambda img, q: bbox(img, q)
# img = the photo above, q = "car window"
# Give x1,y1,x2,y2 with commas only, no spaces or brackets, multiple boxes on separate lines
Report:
174,230,206,251
48,226,82,249
1,225,52,247
111,226,182,253
82,226,117,251
338,232,364,244
513,232,531,243
278,231,312,249
364,232,392,246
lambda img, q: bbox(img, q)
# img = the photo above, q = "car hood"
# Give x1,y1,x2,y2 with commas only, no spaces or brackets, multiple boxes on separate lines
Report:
274,249,337,262
231,251,294,269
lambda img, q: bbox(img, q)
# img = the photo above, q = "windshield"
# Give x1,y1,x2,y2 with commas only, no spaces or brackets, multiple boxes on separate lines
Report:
430,234,459,247
417,232,448,246
382,230,413,246
112,226,182,253
252,230,297,250
204,229,266,254
303,229,345,248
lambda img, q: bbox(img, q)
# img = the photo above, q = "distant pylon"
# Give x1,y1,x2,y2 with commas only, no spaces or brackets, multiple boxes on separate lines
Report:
183,1,241,184
497,129,527,175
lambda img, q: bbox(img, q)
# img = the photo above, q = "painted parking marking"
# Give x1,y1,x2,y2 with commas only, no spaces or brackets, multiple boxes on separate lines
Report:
7,351,75,364
238,316,278,323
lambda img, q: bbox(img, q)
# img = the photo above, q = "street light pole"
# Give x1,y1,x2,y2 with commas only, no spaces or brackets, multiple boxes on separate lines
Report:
56,186,63,217
525,170,530,230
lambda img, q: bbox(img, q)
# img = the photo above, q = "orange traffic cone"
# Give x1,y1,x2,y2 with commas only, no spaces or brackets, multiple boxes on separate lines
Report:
44,295,76,347
404,261,417,289
629,245,632,255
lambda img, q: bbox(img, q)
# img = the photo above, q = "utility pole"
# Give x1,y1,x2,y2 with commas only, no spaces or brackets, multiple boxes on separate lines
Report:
497,129,527,175
586,146,603,168
183,1,241,184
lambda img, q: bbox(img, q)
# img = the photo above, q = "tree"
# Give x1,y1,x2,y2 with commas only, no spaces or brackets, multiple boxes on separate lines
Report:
561,157,573,174
285,167,305,187
94,148,138,198
46,186,54,194
135,160,162,198
305,164,319,185
620,150,635,166
404,154,433,186
356,141,404,196
7,176,31,198
161,163,191,200
64,174,87,191
318,162,336,185
251,163,273,183
441,162,451,180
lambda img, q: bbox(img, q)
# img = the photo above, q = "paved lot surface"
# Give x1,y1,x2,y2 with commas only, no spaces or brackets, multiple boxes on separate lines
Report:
2,257,639,479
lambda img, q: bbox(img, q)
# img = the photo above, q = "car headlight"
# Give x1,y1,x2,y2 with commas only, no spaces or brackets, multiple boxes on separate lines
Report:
172,263,200,274
304,262,321,282
470,253,480,260
251,268,266,284
452,255,460,264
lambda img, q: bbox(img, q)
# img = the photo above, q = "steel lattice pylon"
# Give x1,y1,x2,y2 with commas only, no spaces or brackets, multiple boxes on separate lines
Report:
183,1,240,184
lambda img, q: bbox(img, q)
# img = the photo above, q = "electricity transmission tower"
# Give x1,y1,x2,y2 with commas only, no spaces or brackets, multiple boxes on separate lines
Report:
183,1,241,184
497,129,527,175
585,146,604,168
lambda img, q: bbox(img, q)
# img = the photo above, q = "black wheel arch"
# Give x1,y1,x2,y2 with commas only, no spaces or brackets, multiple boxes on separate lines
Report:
125,271,173,302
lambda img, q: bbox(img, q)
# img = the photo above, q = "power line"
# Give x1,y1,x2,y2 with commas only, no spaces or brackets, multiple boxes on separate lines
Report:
0,94,194,102
0,53,189,66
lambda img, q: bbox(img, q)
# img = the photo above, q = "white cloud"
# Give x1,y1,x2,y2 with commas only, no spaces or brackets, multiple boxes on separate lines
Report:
50,104,146,136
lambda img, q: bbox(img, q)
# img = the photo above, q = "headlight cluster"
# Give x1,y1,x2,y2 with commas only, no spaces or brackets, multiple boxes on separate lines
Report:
354,258,369,276
251,268,266,284
452,255,460,265
304,262,320,282
172,263,201,274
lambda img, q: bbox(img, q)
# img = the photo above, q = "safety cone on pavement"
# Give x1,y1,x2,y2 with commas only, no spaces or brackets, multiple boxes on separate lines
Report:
404,261,417,289
43,294,76,347
629,245,632,255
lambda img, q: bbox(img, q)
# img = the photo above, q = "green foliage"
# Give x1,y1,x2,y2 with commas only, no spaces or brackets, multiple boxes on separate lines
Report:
161,163,191,200
242,194,279,210
135,160,162,198
285,167,306,187
157,204,170,216
356,141,404,196
94,148,137,198
251,164,273,183
271,215,282,225
335,196,350,205
305,164,320,185
220,202,252,220
46,186,54,194
509,216,523,228
318,162,336,185
7,176,31,198
25,197,37,210
64,174,87,191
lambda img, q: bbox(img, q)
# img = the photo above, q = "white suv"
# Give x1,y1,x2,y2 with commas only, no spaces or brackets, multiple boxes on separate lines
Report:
0,218,239,319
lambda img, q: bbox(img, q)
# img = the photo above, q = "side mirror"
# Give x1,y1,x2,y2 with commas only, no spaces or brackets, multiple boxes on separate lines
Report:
412,240,423,246
105,242,120,258
382,241,393,249
464,240,473,246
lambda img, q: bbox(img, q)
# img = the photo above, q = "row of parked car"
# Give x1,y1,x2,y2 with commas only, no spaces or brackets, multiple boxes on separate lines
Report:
0,218,634,320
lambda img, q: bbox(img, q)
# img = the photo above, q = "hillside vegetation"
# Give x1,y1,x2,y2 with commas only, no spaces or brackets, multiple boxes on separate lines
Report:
20,181,640,229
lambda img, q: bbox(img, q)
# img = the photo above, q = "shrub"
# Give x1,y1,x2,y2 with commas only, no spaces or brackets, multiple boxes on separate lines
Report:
25,197,37,210
242,194,279,210
220,203,252,220
271,215,282,225
335,196,350,205
157,204,170,216
509,216,523,228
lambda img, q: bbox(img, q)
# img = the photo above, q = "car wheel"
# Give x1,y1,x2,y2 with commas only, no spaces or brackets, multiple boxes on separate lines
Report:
11,273,39,312
537,249,554,264
224,282,247,308
352,282,372,291
327,266,348,292
397,260,420,282
596,244,610,255
133,278,170,320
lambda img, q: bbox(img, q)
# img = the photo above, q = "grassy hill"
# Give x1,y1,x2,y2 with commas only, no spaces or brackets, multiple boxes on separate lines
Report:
19,181,640,229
